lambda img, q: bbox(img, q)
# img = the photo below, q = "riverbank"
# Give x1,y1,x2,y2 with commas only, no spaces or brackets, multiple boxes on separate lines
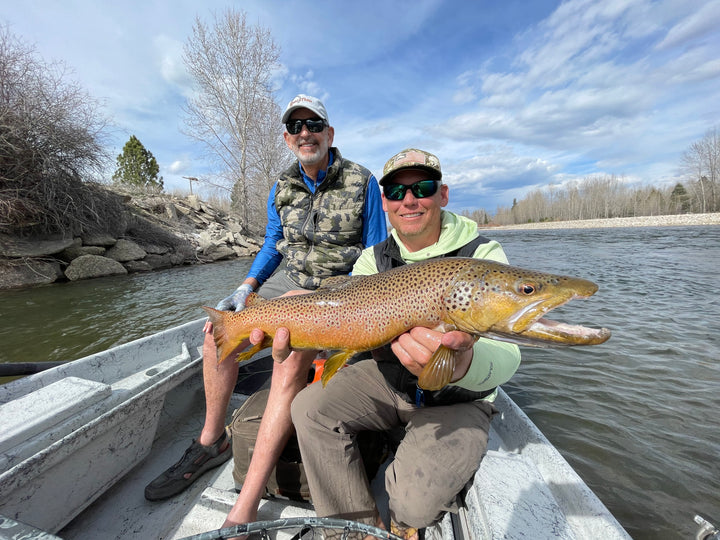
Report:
0,190,261,290
482,212,720,230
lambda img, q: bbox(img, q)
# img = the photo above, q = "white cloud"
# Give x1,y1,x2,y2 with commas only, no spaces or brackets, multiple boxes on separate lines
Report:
155,34,193,95
167,160,187,174
289,71,328,102
656,0,720,49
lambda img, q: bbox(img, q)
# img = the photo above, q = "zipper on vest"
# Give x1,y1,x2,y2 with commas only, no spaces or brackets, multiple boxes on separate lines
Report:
300,193,318,276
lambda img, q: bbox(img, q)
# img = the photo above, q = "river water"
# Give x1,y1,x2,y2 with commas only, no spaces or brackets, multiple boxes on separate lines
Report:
1,226,718,539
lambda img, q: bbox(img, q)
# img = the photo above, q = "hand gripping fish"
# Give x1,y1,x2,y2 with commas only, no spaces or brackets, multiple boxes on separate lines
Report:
204,257,611,391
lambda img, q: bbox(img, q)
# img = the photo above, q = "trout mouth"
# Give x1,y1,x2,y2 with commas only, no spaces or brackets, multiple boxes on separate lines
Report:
485,293,611,347
494,318,612,346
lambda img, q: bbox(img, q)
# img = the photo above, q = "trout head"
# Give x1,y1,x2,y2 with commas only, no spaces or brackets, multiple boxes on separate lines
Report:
444,259,611,347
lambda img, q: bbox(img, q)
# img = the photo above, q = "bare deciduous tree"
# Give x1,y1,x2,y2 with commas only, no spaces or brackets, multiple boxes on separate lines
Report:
682,127,719,213
182,9,290,237
239,93,292,236
487,175,696,225
0,25,114,237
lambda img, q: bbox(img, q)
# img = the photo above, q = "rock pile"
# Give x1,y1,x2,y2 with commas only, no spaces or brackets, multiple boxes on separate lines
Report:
0,192,262,290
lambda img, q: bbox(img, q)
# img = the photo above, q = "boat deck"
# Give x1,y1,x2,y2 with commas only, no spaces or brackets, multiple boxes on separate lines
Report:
0,319,630,540
59,369,629,539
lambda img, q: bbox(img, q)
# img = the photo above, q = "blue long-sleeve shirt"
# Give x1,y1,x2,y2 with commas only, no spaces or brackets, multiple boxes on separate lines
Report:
246,151,387,285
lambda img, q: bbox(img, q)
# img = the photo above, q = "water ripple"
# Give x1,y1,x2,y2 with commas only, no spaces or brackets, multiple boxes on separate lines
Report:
494,226,720,539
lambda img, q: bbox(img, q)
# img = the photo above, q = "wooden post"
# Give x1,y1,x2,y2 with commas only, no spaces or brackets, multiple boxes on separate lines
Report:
182,176,198,195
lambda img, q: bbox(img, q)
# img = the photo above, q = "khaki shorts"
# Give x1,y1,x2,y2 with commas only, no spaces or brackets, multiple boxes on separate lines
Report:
256,269,312,299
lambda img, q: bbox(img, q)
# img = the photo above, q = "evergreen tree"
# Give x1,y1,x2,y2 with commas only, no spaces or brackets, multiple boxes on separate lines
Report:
670,183,691,213
113,135,163,191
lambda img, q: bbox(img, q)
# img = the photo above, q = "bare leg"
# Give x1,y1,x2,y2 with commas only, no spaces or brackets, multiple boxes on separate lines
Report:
223,348,316,527
144,325,241,500
199,328,240,447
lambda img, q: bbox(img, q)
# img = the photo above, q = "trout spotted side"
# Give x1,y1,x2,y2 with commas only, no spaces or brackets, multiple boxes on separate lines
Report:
203,257,611,391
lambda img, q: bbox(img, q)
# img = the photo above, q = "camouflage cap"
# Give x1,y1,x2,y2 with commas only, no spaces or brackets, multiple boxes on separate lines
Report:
379,148,442,185
281,94,329,124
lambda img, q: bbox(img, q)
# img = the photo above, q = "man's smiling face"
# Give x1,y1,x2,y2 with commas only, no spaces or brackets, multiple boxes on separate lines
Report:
283,108,334,168
382,168,449,252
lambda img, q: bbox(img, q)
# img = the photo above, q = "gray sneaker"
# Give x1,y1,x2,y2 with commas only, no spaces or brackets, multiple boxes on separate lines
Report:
144,432,231,501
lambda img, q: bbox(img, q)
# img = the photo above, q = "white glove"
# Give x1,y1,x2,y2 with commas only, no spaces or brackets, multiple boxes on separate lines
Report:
215,283,254,312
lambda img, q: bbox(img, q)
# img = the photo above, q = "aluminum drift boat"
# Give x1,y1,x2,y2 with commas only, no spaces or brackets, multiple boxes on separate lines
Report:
0,318,630,539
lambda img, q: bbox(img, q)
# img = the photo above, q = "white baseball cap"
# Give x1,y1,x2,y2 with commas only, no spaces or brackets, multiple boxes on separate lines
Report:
281,94,329,124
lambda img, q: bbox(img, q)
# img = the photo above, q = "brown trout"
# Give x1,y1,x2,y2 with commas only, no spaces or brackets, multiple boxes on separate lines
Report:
204,257,611,391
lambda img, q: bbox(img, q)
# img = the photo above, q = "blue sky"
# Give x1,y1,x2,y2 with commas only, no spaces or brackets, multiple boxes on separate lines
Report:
5,0,720,214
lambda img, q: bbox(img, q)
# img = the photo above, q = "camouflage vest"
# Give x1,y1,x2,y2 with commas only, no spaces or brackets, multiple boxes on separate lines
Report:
274,148,370,289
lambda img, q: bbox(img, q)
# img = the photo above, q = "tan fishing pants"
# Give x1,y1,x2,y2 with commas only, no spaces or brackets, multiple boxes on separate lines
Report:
291,359,496,531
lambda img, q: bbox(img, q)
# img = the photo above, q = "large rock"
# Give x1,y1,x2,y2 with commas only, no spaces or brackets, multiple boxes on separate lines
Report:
59,242,106,262
142,253,174,270
232,246,254,257
0,234,75,258
171,245,196,265
81,233,117,247
175,204,192,216
169,248,197,266
165,203,178,220
186,195,202,211
0,259,63,288
65,255,128,281
123,260,153,273
195,231,215,252
234,233,261,250
204,245,236,261
105,239,147,262
139,243,170,255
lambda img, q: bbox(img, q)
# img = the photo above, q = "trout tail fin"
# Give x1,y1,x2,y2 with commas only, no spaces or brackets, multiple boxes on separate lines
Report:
203,306,267,364
203,306,236,363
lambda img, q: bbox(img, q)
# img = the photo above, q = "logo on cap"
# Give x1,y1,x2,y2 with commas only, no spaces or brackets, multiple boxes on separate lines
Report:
282,94,329,124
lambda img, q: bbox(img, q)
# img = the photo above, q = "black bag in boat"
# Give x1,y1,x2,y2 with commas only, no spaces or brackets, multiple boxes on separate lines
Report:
231,387,387,502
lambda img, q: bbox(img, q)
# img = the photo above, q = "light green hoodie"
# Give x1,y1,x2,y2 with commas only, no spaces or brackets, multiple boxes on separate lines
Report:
352,211,521,399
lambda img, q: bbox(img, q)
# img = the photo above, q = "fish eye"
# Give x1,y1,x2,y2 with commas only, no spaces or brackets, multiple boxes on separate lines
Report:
519,283,536,295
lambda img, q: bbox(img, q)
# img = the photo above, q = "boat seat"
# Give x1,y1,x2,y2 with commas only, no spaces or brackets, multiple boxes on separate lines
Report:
0,377,111,461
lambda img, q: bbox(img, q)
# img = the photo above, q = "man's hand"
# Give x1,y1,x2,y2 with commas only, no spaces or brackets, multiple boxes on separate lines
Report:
250,326,318,364
391,328,475,383
216,283,254,312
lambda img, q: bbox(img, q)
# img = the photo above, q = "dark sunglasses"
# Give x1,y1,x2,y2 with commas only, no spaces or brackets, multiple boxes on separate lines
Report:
285,118,327,135
383,179,440,201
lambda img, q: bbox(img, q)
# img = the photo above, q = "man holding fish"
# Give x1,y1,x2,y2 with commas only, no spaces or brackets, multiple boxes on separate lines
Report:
285,148,523,538
144,94,387,509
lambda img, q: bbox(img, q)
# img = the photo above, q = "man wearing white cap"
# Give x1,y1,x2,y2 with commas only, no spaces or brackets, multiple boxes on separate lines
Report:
145,94,387,522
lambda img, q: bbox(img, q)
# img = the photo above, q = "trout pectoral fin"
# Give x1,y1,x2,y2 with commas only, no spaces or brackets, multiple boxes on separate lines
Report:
320,350,355,387
418,345,456,391
234,336,273,363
